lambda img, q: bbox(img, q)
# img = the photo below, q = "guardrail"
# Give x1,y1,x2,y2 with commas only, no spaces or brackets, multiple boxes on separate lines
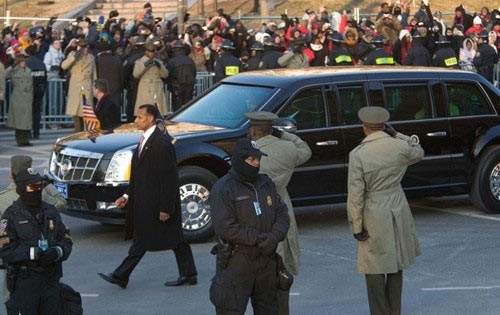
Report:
0,72,215,129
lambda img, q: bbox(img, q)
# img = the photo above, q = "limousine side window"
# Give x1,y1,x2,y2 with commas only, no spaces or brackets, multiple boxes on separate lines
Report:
338,86,367,125
446,83,493,116
280,88,327,130
385,85,432,121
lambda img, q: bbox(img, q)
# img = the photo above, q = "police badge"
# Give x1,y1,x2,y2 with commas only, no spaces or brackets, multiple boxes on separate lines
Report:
266,195,272,206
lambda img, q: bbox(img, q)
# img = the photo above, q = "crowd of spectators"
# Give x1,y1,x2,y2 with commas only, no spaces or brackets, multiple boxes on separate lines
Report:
0,1,499,137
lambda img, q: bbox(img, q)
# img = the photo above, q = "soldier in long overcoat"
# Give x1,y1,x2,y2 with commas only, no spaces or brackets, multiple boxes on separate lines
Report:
133,42,168,116
347,106,423,315
61,38,97,132
246,111,312,315
6,52,33,146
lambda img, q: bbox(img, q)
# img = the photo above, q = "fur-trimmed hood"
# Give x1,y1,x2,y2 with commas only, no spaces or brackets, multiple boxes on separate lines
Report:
376,16,403,48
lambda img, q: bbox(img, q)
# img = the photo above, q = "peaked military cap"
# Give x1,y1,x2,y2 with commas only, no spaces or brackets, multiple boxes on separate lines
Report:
245,111,278,126
11,155,32,176
358,106,390,126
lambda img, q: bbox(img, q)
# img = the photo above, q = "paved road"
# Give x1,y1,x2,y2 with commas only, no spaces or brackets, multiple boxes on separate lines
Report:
1,129,500,314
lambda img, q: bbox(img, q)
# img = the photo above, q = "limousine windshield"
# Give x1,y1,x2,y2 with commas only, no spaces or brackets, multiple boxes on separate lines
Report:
173,84,276,128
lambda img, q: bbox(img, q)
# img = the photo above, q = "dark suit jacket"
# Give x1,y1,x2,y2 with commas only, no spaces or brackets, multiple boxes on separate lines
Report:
124,127,185,251
94,94,121,130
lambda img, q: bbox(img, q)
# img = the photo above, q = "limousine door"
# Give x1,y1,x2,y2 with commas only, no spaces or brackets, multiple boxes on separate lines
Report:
277,86,346,206
340,82,452,194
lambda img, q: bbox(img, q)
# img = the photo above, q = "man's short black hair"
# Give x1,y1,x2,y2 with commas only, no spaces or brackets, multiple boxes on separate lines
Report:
94,79,109,93
139,104,160,119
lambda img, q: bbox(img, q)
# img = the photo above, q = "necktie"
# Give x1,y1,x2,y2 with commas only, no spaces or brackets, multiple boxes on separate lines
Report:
138,136,145,156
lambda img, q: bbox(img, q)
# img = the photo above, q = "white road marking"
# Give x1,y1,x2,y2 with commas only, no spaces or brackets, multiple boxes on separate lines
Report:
81,293,100,297
421,285,500,291
412,205,500,222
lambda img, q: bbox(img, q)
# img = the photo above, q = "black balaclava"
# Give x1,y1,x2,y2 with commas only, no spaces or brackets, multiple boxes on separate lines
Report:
232,155,260,182
16,184,42,213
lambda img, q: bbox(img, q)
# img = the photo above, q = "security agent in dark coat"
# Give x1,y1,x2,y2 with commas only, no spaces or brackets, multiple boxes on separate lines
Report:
403,31,431,66
92,79,121,130
260,38,283,70
98,104,197,288
432,35,459,68
473,30,498,83
25,45,47,140
247,42,264,71
0,168,72,315
96,41,124,109
214,39,242,82
364,36,395,65
123,37,146,122
210,138,290,314
166,40,197,112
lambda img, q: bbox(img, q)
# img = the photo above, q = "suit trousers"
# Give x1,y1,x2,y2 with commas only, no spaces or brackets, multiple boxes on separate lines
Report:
365,271,403,315
113,237,197,281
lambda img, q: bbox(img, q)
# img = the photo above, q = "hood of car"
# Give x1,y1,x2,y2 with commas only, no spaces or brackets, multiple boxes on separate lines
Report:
54,121,224,154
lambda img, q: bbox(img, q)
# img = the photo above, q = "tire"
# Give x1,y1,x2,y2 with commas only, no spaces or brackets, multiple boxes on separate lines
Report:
470,145,500,214
178,166,218,242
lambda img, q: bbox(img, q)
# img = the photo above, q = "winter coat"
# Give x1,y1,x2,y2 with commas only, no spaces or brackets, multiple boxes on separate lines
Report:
43,45,64,79
459,38,476,63
61,52,97,117
124,127,185,251
256,132,311,276
5,65,33,130
278,51,309,68
347,131,424,274
133,55,169,115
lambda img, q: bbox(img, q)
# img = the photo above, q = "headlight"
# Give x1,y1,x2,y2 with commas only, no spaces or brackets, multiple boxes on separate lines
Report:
105,149,133,182
49,152,56,174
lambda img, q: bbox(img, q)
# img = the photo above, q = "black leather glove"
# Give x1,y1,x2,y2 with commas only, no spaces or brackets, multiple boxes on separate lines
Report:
50,65,60,71
384,123,397,137
74,49,83,59
258,233,279,256
144,59,154,67
152,60,161,68
272,127,283,138
38,247,62,267
353,229,369,241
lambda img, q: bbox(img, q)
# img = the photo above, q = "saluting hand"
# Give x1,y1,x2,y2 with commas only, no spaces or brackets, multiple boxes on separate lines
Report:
159,212,170,222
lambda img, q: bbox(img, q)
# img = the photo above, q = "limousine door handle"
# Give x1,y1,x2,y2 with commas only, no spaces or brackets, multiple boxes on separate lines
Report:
426,131,447,137
316,140,338,146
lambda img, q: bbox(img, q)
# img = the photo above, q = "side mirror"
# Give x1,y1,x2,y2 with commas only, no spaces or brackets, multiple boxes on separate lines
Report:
273,117,297,134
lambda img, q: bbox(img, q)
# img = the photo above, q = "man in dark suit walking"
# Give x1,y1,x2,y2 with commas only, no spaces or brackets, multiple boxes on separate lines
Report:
92,79,121,130
98,104,197,288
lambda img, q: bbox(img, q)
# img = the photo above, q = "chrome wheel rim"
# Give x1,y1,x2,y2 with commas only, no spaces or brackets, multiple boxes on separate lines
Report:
490,162,500,201
180,183,211,231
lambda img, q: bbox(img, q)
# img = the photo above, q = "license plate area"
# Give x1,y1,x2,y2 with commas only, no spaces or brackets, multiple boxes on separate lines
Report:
54,181,68,199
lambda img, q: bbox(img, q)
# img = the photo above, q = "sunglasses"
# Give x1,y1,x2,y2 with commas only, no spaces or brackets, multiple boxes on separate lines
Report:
26,183,43,192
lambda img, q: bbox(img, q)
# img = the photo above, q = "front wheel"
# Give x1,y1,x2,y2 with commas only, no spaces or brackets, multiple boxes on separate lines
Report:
178,166,218,242
470,145,500,214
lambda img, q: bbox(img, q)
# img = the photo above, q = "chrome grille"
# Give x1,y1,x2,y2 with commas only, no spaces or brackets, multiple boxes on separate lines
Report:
51,148,103,182
67,198,89,210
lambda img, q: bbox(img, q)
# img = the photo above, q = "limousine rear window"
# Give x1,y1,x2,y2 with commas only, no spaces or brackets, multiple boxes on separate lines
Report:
172,84,275,128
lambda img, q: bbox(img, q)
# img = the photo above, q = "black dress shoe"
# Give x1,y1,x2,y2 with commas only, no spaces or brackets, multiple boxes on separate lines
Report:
164,275,197,286
98,272,128,288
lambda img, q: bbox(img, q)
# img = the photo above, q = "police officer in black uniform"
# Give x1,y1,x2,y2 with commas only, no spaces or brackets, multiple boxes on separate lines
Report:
473,30,498,83
25,45,47,140
260,37,283,69
123,36,146,122
432,35,459,68
214,39,242,82
364,35,395,65
247,41,264,71
0,168,72,315
327,33,354,66
166,40,197,112
209,138,290,314
403,30,432,66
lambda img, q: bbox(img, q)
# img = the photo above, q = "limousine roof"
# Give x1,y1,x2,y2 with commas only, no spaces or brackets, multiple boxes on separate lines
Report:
222,66,490,89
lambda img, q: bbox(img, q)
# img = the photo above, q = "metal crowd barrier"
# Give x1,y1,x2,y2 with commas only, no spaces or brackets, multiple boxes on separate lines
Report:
0,72,216,129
